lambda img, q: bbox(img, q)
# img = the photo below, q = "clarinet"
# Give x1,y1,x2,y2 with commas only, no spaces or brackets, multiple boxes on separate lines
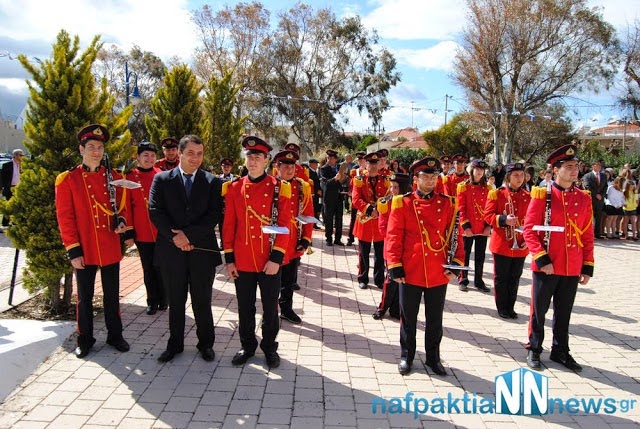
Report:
448,204,461,265
543,181,552,250
103,153,120,231
269,179,281,246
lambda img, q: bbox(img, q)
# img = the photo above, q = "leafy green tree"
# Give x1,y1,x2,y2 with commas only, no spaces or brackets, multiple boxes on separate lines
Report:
202,69,247,171
0,30,133,312
422,115,488,159
146,64,204,144
388,148,428,169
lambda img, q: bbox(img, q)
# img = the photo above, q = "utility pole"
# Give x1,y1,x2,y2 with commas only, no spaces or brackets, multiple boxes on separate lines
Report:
444,95,450,126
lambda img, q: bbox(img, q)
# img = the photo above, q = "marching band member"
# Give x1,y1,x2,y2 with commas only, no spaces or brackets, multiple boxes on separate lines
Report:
352,152,391,289
456,159,491,292
484,162,531,319
443,153,469,196
219,158,236,181
347,151,367,246
155,137,180,171
273,150,314,324
376,148,391,177
386,157,464,376
523,144,594,372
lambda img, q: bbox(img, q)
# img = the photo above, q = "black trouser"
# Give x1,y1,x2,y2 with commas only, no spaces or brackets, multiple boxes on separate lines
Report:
459,235,487,286
592,200,604,236
357,240,384,287
75,263,122,348
160,257,215,353
493,254,525,314
399,283,447,363
348,208,357,241
323,203,343,242
235,270,281,354
280,257,300,310
377,273,399,316
135,241,166,308
1,188,13,226
527,272,579,354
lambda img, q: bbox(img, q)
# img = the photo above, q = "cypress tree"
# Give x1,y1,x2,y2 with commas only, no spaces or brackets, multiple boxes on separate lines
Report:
145,64,203,143
0,30,133,311
202,69,247,171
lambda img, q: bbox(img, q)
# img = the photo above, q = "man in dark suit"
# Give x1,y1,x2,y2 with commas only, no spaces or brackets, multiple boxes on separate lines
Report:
319,150,341,245
307,159,322,228
1,149,24,227
149,135,223,363
582,160,607,238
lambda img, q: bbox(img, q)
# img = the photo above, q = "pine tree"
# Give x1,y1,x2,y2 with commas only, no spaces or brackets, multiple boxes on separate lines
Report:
145,64,203,144
0,30,133,311
202,69,247,171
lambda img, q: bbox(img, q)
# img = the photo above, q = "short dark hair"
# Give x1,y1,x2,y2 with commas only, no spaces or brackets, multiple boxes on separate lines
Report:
179,135,203,151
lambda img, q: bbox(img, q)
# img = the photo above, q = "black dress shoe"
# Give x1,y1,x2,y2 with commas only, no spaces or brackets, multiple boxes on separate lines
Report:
509,311,518,319
158,304,168,311
498,311,511,319
526,350,542,370
106,338,130,352
280,308,302,324
550,352,582,372
358,283,368,289
325,240,333,246
474,284,490,292
347,239,354,246
372,310,385,320
146,305,158,315
232,349,255,366
292,283,301,291
201,348,215,362
265,351,280,368
75,346,91,359
398,359,412,375
425,360,447,376
334,240,345,246
157,350,177,363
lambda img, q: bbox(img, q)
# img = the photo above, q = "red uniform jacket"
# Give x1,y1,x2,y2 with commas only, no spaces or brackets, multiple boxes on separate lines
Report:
443,172,469,196
222,174,293,272
386,191,465,288
283,178,314,265
126,167,162,243
457,180,491,234
523,184,595,277
484,186,530,258
352,174,390,242
435,175,445,194
155,158,179,171
55,165,131,266
376,196,394,258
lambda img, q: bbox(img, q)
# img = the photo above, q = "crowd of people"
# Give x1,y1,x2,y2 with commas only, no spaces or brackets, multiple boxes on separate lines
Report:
51,124,635,377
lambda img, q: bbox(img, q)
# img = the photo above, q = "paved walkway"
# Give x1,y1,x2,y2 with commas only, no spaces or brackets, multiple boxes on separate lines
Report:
0,223,638,428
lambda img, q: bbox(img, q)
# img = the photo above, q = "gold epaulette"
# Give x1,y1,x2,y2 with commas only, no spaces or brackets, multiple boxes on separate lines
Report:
353,176,364,188
300,178,311,198
222,180,231,196
457,181,467,192
583,189,591,197
377,198,389,214
391,194,404,210
55,170,70,187
531,186,547,199
280,179,291,199
487,188,499,201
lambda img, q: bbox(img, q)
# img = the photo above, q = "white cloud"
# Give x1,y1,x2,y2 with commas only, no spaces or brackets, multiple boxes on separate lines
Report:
394,41,459,72
363,0,466,40
589,0,640,29
0,0,198,61
0,78,29,92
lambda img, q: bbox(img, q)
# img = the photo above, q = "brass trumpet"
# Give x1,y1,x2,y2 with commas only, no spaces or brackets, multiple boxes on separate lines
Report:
504,199,525,249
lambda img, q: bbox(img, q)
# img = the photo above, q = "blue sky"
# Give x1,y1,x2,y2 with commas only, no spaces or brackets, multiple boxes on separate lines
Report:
0,0,638,134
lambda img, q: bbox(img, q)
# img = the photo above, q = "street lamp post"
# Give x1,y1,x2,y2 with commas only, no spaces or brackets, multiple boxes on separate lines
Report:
125,61,141,106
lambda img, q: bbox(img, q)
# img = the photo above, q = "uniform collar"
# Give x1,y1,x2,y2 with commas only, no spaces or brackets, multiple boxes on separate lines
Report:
416,189,434,200
81,163,101,172
552,181,574,192
248,172,267,183
137,166,154,173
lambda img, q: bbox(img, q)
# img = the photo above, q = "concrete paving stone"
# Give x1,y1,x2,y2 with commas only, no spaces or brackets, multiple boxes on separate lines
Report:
126,402,165,420
39,391,80,407
356,418,392,428
293,401,325,417
154,411,193,429
102,393,138,410
138,388,174,404
325,395,356,411
47,413,89,429
149,375,183,390
61,399,104,416
295,375,323,389
80,384,117,401
191,405,227,422
164,396,200,413
16,382,59,398
173,382,207,398
116,417,156,429
114,381,150,396
220,414,258,429
93,372,125,388
34,370,72,385
290,416,324,428
86,408,128,426
181,371,215,385
232,384,265,400
11,421,48,429
227,399,261,416
265,380,295,395
295,387,324,402
0,410,25,428
200,391,234,407
261,393,293,409
256,407,292,425
71,365,105,380
21,404,65,422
